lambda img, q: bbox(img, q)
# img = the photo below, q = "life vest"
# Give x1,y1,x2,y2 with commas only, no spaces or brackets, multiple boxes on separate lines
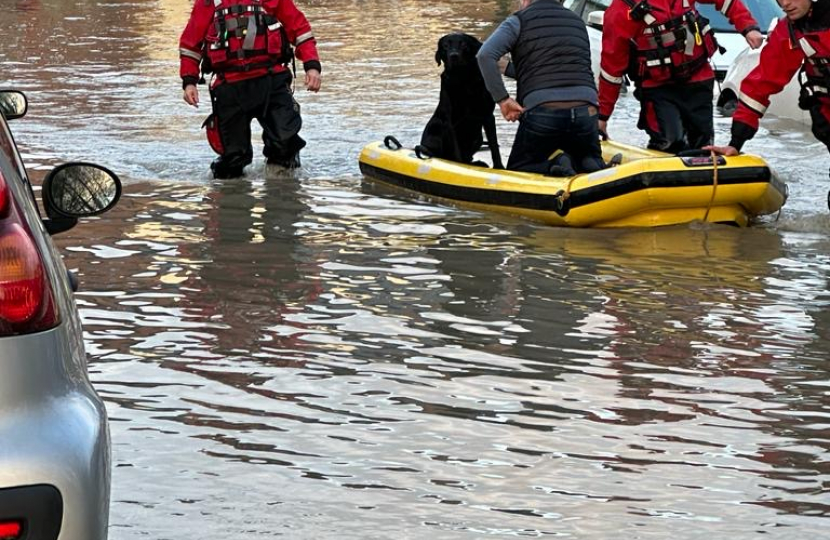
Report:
203,0,293,77
788,20,830,107
624,0,719,84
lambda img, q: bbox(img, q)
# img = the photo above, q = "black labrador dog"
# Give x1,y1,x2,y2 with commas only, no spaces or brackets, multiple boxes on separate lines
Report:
417,33,504,169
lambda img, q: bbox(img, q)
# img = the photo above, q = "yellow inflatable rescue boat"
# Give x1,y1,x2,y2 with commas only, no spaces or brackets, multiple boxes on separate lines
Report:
358,137,787,228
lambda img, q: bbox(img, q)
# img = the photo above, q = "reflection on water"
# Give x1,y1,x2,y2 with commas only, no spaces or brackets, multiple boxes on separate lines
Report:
65,177,830,539
4,1,830,539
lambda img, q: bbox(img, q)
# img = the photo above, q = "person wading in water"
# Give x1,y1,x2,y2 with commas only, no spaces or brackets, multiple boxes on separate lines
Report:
179,0,322,179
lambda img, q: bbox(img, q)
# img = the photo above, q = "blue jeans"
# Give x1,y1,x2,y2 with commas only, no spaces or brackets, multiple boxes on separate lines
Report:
506,104,605,175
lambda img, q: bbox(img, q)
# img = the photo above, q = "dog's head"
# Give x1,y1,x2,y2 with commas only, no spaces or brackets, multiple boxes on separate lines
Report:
434,33,482,71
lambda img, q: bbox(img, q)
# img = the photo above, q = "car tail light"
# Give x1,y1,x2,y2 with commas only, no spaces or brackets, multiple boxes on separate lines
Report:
0,521,22,539
0,169,58,335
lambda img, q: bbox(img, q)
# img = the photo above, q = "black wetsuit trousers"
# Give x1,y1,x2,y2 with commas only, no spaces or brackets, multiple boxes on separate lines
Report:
211,71,305,178
636,79,714,154
810,101,830,152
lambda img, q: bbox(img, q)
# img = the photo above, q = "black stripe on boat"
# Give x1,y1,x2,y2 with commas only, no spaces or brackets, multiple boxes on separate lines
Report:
359,161,785,212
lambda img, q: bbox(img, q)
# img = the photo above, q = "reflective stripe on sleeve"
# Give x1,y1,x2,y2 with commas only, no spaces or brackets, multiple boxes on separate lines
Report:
600,69,624,85
738,92,768,115
180,48,202,62
720,0,733,15
295,31,314,46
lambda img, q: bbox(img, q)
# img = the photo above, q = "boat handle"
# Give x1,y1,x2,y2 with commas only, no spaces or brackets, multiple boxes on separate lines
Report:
383,136,402,150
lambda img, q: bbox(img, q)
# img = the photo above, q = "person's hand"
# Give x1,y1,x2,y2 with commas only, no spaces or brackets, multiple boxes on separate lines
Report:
498,97,524,122
183,84,199,108
598,119,609,140
702,144,739,156
745,29,764,49
305,69,321,92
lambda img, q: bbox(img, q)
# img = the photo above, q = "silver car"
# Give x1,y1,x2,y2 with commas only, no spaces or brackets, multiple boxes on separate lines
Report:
0,89,121,539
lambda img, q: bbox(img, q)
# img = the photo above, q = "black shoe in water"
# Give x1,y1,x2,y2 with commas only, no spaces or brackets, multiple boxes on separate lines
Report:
210,157,245,179
210,164,244,179
267,153,301,169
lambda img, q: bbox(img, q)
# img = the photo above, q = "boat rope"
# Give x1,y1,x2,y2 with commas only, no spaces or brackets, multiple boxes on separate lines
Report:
551,174,578,216
702,149,719,222
555,176,577,204
774,184,787,222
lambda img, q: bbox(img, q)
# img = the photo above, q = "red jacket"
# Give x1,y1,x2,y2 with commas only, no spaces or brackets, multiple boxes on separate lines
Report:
731,18,830,149
179,0,320,87
599,0,758,120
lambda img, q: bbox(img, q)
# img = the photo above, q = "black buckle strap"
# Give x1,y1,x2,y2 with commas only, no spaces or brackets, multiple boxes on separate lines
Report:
624,0,652,21
649,10,697,34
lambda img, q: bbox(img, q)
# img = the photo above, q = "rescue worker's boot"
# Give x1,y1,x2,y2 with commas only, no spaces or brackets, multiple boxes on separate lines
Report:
210,157,245,179
267,153,301,169
265,134,305,169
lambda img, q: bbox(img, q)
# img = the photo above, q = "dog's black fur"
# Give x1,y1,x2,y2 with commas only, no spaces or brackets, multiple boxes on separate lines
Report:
417,33,504,169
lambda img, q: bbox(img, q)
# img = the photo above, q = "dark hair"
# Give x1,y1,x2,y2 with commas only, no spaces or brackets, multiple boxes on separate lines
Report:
799,0,830,31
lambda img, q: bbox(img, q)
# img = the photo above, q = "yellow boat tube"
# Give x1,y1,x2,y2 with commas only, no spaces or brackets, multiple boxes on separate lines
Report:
358,138,788,228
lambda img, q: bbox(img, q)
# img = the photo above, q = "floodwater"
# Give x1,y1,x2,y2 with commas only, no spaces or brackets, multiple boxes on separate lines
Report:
4,0,830,538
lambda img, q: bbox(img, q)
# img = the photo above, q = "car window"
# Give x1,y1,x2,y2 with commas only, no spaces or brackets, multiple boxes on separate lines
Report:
564,0,612,21
0,116,29,182
697,0,783,33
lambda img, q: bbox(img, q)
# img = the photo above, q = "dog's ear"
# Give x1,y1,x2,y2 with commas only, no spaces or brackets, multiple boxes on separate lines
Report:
435,36,446,66
464,34,483,55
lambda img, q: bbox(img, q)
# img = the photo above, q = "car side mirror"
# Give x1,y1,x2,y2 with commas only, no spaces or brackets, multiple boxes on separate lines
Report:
0,90,28,120
587,10,604,31
42,163,122,220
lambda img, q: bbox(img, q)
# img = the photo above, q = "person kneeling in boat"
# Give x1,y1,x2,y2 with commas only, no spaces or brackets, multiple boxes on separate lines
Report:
598,0,763,153
477,0,606,177
706,0,830,209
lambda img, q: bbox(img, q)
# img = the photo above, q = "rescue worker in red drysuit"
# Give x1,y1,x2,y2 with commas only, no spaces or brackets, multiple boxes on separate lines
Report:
706,0,830,209
598,0,764,153
179,0,321,179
